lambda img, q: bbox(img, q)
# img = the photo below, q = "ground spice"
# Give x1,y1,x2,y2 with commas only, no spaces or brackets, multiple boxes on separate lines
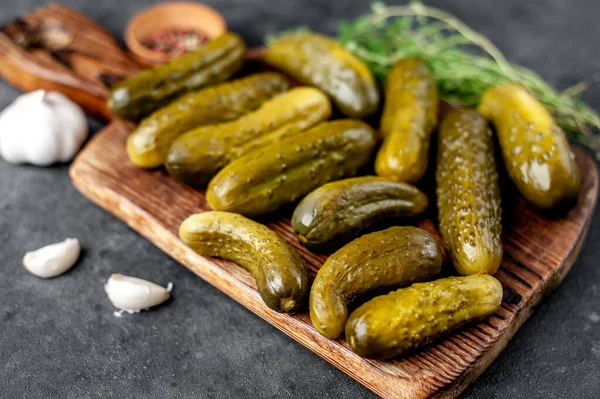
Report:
142,28,209,57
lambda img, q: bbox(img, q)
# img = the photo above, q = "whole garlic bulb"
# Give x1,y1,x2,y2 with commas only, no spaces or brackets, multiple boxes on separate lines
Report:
0,90,88,166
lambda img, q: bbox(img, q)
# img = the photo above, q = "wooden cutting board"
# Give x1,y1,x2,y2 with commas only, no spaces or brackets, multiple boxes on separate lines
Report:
1,5,598,398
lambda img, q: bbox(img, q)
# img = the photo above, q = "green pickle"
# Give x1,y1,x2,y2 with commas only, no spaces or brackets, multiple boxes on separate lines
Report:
109,33,246,121
179,211,309,313
207,120,378,218
292,176,428,248
346,275,503,359
310,226,442,338
166,87,331,186
478,83,580,210
127,72,290,168
375,58,438,183
264,33,379,118
436,109,503,275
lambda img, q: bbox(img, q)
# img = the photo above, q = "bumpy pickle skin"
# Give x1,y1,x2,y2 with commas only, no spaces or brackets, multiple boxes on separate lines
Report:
179,211,309,313
291,176,428,248
166,87,331,187
206,120,378,218
375,58,439,183
109,33,246,121
127,72,290,168
309,226,442,339
478,83,581,210
264,33,379,118
346,275,503,359
436,109,503,275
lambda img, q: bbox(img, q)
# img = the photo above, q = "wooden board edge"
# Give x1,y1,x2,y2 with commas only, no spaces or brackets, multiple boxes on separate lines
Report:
69,134,599,399
69,146,421,397
433,209,595,399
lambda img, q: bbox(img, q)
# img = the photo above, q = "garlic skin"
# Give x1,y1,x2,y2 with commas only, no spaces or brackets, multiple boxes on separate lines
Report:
23,238,81,278
105,274,173,314
0,90,88,166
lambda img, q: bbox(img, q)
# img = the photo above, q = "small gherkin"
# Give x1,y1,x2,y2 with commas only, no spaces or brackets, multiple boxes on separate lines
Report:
109,32,246,121
179,211,309,313
375,58,439,183
292,176,428,248
207,120,378,218
264,33,380,118
436,109,503,276
478,83,580,210
346,275,503,359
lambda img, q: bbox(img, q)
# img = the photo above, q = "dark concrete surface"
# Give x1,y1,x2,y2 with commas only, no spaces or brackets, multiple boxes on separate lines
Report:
1,0,600,398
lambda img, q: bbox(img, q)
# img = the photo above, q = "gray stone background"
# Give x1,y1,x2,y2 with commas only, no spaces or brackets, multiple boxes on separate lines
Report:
1,0,600,398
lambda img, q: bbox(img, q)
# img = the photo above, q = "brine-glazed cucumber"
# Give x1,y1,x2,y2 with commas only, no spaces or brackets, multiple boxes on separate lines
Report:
437,109,503,275
292,176,428,248
264,33,379,118
346,275,503,359
127,72,290,168
207,120,378,218
375,58,438,183
109,33,246,121
166,87,331,187
310,226,442,338
179,211,309,313
478,83,581,210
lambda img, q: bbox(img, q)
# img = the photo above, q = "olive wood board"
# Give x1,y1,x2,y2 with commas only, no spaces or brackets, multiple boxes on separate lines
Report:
1,4,599,399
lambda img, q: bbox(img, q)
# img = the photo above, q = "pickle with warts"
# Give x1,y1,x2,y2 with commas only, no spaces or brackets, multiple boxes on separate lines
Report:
292,176,428,248
127,72,290,168
166,87,331,187
264,33,379,118
478,83,580,210
436,109,503,276
346,275,503,359
179,211,309,313
207,120,378,218
375,58,438,183
109,33,246,121
310,226,442,339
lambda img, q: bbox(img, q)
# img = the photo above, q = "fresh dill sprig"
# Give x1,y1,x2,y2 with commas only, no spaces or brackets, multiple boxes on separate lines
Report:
338,2,600,158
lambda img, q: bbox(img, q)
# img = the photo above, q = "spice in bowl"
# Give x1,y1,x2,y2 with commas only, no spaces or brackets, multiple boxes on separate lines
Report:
125,2,227,65
141,28,210,57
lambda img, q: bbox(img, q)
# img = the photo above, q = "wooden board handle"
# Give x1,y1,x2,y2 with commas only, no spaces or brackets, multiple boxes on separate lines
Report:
0,4,141,119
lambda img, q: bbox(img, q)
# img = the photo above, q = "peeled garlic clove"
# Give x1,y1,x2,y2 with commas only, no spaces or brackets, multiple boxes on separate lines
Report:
104,274,172,313
23,238,81,278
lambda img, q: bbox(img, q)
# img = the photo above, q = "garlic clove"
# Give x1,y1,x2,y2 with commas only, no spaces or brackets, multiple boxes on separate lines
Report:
104,274,173,314
23,238,81,278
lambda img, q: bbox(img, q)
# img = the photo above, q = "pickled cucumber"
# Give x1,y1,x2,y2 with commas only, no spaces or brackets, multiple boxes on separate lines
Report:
375,58,438,183
264,33,379,118
478,83,580,210
207,120,378,218
109,33,246,121
436,109,503,275
179,211,309,313
292,176,428,248
166,87,331,186
310,226,442,338
127,72,290,168
346,275,503,359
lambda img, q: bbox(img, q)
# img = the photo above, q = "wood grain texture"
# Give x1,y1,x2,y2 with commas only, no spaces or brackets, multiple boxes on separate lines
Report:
0,4,141,118
70,121,598,399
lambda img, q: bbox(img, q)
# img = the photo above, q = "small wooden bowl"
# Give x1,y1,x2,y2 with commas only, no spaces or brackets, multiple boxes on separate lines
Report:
125,2,226,66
